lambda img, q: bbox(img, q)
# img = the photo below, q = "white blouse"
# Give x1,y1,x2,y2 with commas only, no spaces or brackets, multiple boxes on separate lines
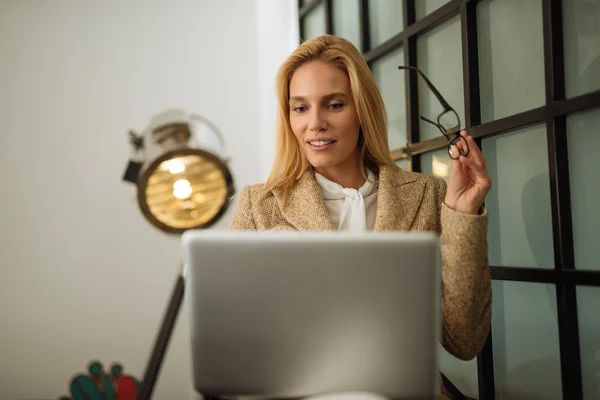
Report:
314,169,379,232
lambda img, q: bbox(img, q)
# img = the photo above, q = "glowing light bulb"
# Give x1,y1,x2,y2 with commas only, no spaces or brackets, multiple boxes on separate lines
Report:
173,179,192,199
168,160,185,174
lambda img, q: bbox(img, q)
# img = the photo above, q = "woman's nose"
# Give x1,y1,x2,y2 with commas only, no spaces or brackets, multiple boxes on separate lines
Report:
309,109,327,132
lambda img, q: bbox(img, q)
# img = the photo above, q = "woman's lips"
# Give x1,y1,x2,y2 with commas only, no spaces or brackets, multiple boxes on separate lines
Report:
307,140,336,151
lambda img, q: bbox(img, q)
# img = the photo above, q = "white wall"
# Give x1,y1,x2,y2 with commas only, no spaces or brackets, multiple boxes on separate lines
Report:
0,0,297,399
255,0,300,176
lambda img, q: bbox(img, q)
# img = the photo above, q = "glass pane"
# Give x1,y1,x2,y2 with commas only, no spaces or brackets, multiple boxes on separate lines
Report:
438,343,479,398
477,0,545,123
371,47,407,150
303,3,326,40
492,281,562,400
395,158,410,171
568,107,600,270
416,16,464,142
421,148,452,184
332,0,361,50
563,0,600,98
368,0,404,48
416,0,451,20
483,124,555,268
577,286,600,399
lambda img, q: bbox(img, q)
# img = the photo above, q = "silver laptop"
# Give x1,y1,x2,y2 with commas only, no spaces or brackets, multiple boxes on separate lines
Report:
181,230,442,400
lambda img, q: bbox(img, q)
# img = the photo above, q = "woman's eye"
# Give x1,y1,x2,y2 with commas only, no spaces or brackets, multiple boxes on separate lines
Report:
293,106,307,113
329,103,344,110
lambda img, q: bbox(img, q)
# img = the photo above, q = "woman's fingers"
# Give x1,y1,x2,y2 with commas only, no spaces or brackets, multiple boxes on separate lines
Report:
449,137,466,160
459,149,492,190
459,149,484,172
459,130,487,169
448,131,491,187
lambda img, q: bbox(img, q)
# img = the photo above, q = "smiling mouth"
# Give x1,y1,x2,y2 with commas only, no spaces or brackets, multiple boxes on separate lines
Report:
307,140,336,147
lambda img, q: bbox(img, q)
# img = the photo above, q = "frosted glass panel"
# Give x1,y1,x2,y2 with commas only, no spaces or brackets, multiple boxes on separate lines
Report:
303,3,326,40
492,281,562,399
577,286,600,399
371,48,407,150
483,124,555,268
368,0,404,47
567,107,600,270
421,148,452,184
417,16,464,141
563,0,600,98
416,0,451,20
478,0,545,123
438,343,479,398
395,158,410,171
332,0,361,50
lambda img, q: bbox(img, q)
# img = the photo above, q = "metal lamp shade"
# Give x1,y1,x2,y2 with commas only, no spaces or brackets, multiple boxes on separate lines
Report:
126,109,235,234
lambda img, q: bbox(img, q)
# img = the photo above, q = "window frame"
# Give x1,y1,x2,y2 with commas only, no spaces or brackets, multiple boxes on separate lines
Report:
298,0,600,398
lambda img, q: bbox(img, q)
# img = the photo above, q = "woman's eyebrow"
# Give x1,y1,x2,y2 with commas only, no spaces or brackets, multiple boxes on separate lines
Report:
322,92,349,101
289,95,306,103
289,92,349,103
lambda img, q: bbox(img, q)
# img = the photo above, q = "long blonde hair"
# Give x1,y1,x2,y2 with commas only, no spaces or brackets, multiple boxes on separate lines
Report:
262,34,396,199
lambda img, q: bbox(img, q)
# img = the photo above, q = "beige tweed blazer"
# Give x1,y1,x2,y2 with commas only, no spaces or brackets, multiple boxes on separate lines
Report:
229,164,492,362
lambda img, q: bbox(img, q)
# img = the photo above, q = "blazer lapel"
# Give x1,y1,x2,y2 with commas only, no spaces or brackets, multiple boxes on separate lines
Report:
374,165,426,232
272,170,335,231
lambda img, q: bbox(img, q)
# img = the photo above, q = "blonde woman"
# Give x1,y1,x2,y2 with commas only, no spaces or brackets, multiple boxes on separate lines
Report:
230,34,492,399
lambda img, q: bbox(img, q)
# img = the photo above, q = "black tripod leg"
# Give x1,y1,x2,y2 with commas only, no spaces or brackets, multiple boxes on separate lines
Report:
139,263,187,400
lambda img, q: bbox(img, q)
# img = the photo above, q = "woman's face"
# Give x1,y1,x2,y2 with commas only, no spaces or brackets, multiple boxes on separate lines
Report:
288,60,361,173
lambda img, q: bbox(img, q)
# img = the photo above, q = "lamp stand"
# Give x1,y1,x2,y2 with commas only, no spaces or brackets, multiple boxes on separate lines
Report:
139,263,186,400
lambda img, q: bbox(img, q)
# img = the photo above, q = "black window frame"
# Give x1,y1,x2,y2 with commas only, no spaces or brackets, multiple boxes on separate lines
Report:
298,0,600,399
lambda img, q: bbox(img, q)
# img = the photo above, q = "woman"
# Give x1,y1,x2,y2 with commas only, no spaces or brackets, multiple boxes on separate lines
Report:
230,34,492,398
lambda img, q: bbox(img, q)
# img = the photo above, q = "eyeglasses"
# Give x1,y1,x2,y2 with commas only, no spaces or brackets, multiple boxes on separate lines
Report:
398,65,468,160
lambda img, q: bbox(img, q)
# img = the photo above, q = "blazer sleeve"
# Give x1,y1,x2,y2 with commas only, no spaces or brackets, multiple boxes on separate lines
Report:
229,185,257,231
434,178,492,361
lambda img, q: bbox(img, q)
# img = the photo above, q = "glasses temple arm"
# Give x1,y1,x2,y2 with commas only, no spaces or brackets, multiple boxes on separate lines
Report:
420,116,448,135
398,66,453,112
420,115,438,126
